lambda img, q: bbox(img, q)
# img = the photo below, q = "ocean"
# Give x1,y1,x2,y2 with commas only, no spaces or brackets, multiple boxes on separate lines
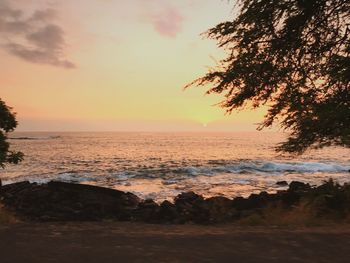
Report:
1,132,349,201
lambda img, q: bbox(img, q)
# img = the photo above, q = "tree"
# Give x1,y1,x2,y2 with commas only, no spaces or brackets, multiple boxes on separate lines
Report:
0,99,23,168
188,0,350,153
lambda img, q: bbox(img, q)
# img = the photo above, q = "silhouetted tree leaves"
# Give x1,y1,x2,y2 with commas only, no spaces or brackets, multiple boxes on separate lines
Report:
188,0,349,153
0,99,23,168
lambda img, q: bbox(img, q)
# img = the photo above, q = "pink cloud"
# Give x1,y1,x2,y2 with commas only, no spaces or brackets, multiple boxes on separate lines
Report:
146,5,184,38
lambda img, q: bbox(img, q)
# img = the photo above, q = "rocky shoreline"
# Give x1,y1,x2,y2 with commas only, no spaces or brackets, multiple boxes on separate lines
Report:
1,180,350,224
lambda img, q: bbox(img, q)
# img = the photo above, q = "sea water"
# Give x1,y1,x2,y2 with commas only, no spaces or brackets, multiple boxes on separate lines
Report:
1,132,349,201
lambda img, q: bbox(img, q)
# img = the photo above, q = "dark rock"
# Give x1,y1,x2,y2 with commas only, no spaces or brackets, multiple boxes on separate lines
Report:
205,196,232,208
247,193,265,208
138,199,159,209
201,196,238,223
174,192,204,206
280,191,301,207
258,191,270,199
158,200,179,223
1,181,32,194
134,199,160,222
231,196,247,210
288,181,311,192
174,192,205,223
276,181,288,186
0,180,331,224
232,191,282,215
0,181,140,221
232,192,270,211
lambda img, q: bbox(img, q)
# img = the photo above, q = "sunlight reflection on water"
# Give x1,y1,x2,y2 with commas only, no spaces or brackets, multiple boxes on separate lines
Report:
1,132,349,201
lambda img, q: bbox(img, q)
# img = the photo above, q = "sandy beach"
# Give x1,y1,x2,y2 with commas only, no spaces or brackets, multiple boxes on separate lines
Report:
1,222,350,263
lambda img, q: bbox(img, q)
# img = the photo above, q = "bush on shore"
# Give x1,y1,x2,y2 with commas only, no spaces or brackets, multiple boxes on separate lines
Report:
239,179,350,226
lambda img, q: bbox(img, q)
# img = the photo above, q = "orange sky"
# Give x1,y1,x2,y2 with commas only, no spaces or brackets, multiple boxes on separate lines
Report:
1,0,267,132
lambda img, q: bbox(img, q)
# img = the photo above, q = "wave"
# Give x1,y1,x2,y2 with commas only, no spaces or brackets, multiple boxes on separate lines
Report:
51,161,350,179
2,172,98,186
165,161,350,176
221,161,350,174
2,161,349,187
107,161,350,177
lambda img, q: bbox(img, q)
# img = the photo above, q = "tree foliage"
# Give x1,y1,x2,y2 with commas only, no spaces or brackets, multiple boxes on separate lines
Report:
189,0,350,153
0,99,23,168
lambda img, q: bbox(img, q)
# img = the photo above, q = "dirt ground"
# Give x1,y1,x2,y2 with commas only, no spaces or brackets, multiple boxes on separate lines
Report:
1,222,350,263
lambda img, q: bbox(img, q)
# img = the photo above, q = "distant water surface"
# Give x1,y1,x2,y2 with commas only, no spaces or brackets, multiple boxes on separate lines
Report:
1,132,349,201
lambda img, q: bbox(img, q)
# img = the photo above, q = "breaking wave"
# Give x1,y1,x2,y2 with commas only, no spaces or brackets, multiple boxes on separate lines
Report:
164,161,350,176
219,161,350,174
2,161,349,186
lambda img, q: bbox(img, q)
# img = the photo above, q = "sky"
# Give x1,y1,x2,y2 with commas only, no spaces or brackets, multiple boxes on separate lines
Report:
0,0,267,132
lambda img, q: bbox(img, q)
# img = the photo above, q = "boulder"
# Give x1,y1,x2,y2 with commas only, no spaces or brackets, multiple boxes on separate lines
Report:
174,192,205,223
0,181,140,221
276,181,288,186
201,196,238,223
134,199,160,222
158,200,179,223
174,192,204,206
289,181,311,192
232,192,270,211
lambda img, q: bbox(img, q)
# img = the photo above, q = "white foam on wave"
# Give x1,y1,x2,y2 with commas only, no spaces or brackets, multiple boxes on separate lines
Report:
2,161,349,187
173,161,350,176
55,172,98,183
1,172,99,186
210,161,349,175
2,176,51,185
175,167,202,176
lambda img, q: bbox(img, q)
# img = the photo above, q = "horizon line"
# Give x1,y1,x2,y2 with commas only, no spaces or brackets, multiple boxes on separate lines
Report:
12,130,281,133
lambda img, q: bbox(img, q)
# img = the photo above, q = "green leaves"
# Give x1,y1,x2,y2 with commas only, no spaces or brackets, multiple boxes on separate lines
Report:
189,0,350,154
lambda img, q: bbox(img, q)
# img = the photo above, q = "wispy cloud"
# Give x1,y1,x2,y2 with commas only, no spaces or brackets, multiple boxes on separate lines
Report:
142,2,184,38
0,1,75,68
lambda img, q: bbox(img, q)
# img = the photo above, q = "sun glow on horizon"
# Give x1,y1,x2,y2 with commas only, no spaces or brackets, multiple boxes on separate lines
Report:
1,0,266,132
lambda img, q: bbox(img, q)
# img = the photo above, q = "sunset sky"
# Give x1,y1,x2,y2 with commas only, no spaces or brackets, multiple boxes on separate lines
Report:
1,0,267,132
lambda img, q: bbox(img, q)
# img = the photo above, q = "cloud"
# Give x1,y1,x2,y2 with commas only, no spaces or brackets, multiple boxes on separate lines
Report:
5,42,75,69
30,8,57,22
143,3,184,38
0,1,75,68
